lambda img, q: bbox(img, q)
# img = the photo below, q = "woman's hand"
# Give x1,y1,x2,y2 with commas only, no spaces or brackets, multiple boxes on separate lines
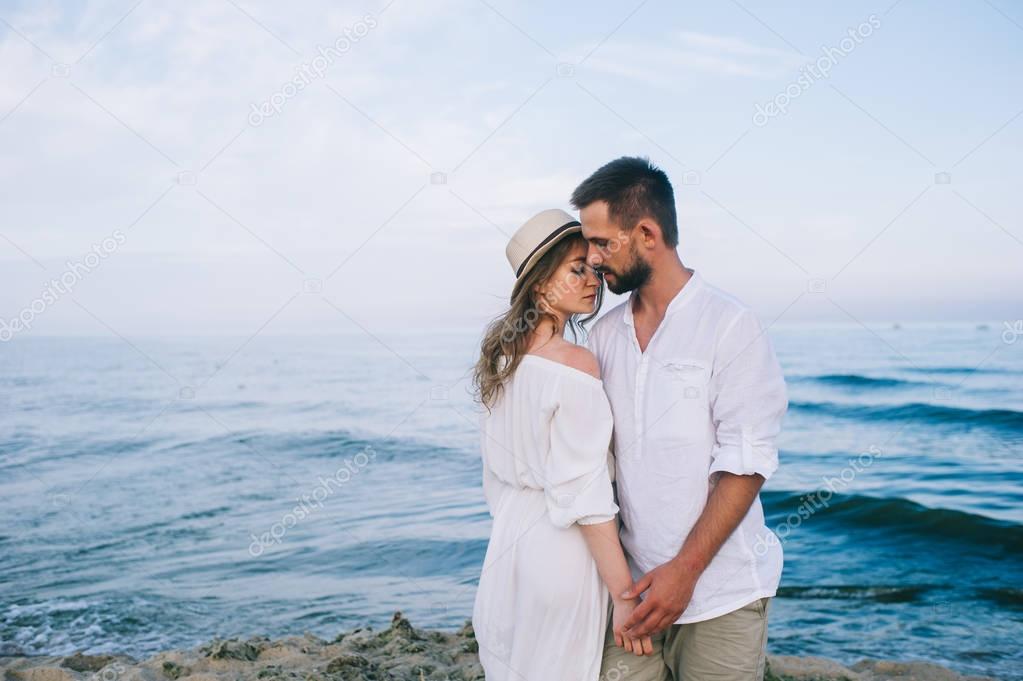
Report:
612,597,654,656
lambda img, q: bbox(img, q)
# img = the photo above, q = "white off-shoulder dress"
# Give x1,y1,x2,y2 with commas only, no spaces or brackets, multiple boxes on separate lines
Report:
472,354,619,681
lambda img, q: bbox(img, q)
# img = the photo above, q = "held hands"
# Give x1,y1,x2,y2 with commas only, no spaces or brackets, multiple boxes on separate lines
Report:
619,558,698,639
611,596,654,656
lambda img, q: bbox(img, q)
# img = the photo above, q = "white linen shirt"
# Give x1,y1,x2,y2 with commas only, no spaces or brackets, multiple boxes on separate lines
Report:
585,268,788,624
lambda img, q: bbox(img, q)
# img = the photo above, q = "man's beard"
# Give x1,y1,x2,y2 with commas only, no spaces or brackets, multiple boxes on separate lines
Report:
602,251,651,295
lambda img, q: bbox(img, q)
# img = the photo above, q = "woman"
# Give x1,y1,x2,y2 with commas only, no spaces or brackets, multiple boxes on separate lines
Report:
471,209,652,680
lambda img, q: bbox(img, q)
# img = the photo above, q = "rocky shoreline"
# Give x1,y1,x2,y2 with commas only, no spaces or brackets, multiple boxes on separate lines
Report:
0,612,997,681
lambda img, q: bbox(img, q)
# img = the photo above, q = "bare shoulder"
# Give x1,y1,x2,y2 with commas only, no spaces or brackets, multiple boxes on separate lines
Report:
527,338,601,379
552,343,601,380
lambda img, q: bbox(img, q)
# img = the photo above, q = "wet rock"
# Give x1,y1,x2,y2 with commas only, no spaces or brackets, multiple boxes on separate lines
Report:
200,638,262,661
767,655,860,680
60,652,116,673
325,653,371,673
765,656,997,681
852,659,996,681
389,611,417,640
2,665,77,681
255,664,297,680
161,660,190,678
324,652,385,681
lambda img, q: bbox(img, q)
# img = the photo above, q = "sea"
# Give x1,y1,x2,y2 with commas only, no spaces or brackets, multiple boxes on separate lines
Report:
1,323,1021,679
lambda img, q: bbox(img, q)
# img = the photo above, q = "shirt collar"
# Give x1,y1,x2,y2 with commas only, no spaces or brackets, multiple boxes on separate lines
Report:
623,268,702,328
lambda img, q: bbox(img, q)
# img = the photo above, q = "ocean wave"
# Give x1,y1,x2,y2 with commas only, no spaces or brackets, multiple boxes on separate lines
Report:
305,538,488,578
905,366,1017,375
152,429,456,463
788,400,1023,434
0,433,172,473
791,374,929,389
977,587,1023,608
762,491,1023,554
777,585,937,603
0,595,186,657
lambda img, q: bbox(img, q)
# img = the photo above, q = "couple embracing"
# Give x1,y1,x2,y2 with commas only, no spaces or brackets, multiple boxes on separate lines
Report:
470,156,788,681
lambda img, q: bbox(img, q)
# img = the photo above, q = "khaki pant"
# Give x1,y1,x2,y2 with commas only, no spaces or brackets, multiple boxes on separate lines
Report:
599,597,771,681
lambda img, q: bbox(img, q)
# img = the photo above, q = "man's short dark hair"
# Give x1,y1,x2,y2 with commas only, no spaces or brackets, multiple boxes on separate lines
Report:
570,156,678,247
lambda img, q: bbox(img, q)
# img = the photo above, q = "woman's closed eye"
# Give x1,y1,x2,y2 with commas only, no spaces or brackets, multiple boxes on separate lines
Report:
572,263,598,277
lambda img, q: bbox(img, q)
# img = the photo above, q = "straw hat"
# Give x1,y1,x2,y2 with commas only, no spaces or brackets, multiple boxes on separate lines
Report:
505,208,582,300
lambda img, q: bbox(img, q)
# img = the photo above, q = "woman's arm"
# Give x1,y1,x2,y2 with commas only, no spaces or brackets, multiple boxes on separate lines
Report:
579,517,654,656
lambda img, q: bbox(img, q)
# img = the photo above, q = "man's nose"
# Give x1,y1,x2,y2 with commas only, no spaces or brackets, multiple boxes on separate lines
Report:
586,245,602,268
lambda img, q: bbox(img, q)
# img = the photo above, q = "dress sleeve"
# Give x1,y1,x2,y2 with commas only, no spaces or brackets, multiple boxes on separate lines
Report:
481,457,502,518
544,375,619,529
708,307,788,481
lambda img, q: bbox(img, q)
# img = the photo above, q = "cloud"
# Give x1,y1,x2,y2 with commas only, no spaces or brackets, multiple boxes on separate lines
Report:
581,30,804,86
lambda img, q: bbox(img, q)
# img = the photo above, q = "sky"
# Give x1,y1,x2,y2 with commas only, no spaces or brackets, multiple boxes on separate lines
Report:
1,0,1021,337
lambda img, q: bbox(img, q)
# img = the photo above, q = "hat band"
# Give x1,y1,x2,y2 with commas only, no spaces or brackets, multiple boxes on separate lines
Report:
515,220,581,278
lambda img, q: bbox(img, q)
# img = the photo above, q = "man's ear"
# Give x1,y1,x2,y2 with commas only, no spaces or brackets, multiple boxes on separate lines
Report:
637,219,660,249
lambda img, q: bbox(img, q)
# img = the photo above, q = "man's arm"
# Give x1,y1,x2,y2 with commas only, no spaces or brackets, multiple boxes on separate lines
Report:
619,472,763,638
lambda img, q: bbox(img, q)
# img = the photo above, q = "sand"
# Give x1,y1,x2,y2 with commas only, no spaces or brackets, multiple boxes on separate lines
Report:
0,612,997,681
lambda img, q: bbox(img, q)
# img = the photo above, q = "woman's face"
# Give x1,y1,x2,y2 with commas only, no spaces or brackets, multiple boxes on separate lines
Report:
536,240,602,317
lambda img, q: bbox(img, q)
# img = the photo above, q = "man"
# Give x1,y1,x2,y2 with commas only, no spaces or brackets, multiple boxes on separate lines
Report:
575,156,788,681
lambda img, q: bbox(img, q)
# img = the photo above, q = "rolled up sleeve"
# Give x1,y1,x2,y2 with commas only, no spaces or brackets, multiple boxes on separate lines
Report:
544,376,619,528
708,307,788,481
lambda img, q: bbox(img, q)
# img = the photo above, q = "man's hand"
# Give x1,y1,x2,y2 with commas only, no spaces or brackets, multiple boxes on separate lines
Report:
619,558,699,639
611,597,654,656
618,472,765,639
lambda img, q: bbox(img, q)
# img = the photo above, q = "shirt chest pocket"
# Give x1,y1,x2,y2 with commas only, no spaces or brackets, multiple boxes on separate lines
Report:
654,357,712,444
